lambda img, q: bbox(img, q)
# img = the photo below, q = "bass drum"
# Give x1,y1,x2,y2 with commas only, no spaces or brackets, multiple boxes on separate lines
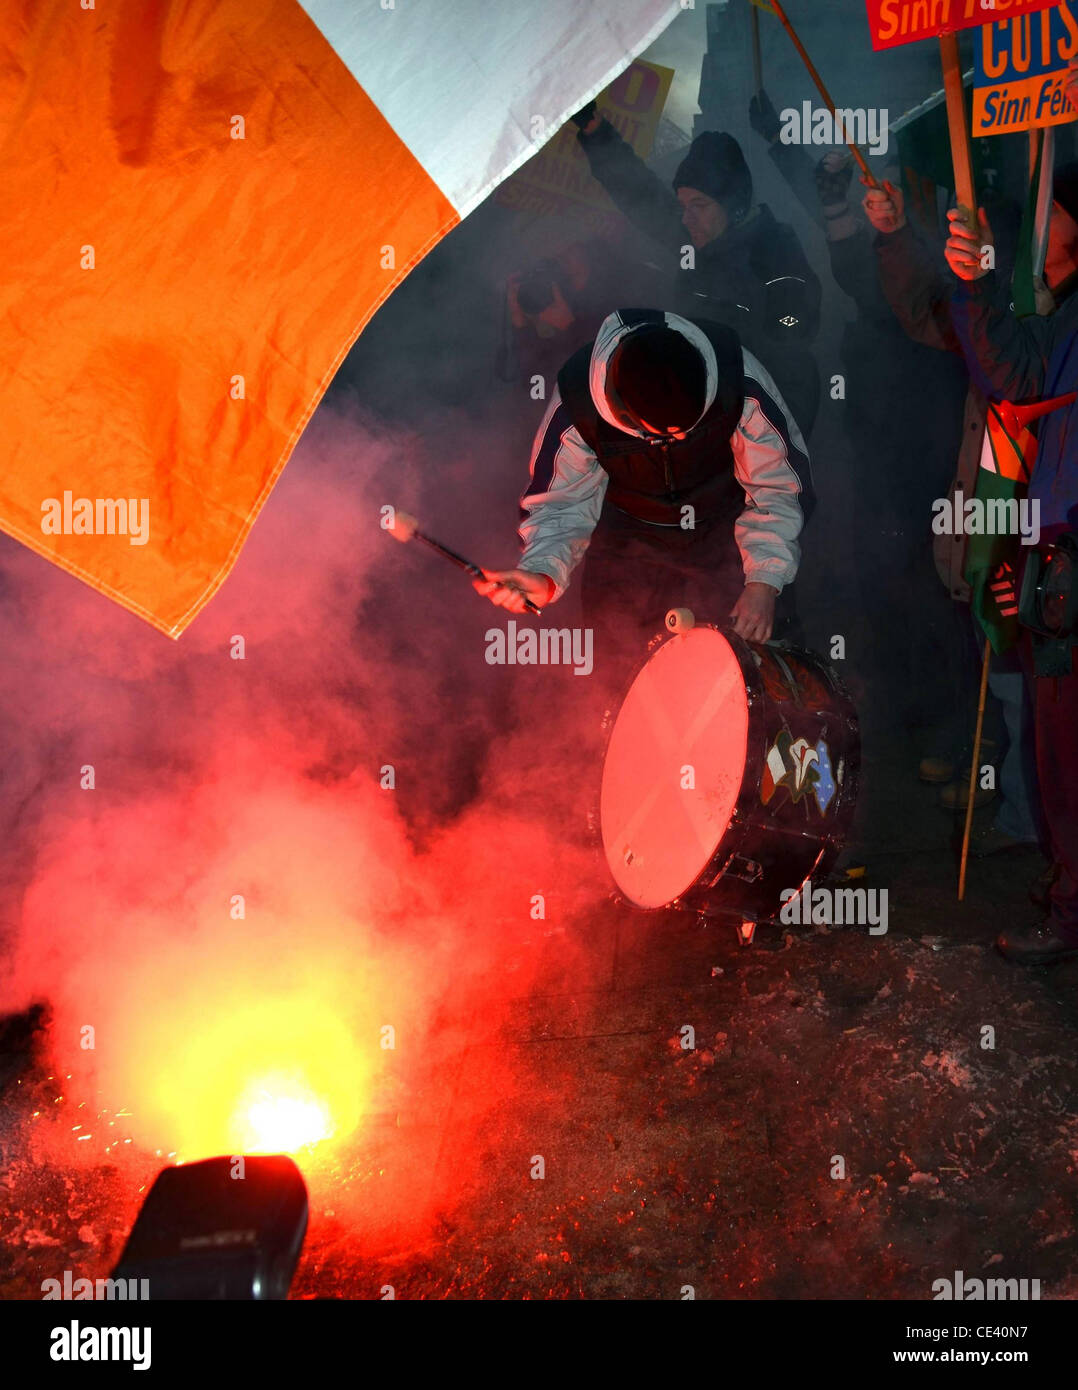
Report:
599,624,859,923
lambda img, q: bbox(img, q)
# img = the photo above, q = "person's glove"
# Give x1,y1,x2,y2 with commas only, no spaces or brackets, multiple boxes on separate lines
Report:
749,90,781,143
570,100,598,131
862,178,907,234
815,151,854,210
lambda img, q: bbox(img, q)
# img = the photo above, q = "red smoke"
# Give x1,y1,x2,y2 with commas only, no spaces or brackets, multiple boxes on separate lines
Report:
0,399,600,1242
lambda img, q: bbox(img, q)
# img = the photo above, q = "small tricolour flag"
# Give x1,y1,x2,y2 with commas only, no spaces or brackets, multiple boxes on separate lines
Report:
965,392,1075,652
0,0,679,636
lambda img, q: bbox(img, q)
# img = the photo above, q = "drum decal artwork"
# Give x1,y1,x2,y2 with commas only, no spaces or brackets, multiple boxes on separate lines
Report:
761,728,836,813
813,739,837,813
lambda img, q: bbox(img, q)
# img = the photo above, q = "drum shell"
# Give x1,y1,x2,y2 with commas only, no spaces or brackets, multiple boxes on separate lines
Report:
596,628,859,924
675,636,859,922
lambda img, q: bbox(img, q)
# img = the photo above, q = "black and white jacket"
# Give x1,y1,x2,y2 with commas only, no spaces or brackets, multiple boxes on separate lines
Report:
517,309,811,599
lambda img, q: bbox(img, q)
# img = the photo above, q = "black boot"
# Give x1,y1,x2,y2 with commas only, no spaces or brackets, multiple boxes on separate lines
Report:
997,919,1078,965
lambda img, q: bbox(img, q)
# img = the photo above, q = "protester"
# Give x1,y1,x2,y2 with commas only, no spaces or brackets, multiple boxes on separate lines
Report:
496,238,662,387
945,181,1078,962
474,308,809,684
861,177,1048,851
749,91,899,325
568,101,821,441
750,93,975,781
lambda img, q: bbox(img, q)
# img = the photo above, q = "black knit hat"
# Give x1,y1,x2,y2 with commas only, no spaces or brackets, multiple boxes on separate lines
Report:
673,132,753,222
608,326,708,434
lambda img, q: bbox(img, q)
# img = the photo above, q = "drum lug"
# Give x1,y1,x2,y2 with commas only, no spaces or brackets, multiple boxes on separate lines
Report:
737,918,756,947
720,853,763,885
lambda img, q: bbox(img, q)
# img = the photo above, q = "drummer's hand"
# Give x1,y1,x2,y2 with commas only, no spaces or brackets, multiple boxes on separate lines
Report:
730,581,776,642
472,567,554,613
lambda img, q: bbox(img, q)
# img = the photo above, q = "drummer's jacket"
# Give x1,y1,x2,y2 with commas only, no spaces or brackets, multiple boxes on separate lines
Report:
517,308,811,599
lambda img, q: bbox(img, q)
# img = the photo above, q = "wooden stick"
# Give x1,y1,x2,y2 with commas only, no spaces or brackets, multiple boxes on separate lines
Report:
751,5,763,95
1031,126,1054,282
939,32,976,227
389,509,541,614
958,637,992,901
769,0,878,187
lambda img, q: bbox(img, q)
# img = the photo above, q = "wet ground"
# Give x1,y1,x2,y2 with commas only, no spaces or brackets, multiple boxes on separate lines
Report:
2,753,1075,1302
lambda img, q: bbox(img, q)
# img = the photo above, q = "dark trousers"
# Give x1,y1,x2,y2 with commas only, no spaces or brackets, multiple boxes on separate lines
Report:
1033,644,1078,940
579,505,750,692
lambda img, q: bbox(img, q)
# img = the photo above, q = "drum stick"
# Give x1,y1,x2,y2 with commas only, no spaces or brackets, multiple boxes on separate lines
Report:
958,637,992,901
751,6,763,96
769,0,879,189
387,509,541,615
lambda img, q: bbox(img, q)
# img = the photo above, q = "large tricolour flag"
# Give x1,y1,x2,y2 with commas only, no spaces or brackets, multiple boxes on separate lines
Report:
0,0,679,637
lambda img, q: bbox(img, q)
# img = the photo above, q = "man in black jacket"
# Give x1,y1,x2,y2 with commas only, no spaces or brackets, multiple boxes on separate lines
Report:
474,308,810,685
570,101,821,441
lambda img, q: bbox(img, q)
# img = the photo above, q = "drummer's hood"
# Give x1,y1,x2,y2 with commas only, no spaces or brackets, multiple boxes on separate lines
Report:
589,309,719,438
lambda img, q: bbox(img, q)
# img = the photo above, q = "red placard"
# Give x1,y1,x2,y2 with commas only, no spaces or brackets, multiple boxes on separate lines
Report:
865,0,1060,52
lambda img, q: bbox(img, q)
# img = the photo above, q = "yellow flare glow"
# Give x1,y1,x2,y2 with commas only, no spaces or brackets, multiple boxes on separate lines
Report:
138,995,367,1161
237,1080,333,1153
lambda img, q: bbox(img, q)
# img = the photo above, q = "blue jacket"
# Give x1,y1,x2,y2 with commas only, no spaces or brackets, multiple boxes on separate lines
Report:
951,271,1078,541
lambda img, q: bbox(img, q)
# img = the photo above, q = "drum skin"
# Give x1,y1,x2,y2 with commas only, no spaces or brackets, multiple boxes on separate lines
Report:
600,627,749,909
599,625,860,924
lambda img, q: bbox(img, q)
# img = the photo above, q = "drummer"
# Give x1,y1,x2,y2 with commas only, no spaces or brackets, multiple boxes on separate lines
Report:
474,307,811,678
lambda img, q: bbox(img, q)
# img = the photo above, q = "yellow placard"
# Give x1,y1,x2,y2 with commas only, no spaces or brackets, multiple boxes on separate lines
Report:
495,60,674,225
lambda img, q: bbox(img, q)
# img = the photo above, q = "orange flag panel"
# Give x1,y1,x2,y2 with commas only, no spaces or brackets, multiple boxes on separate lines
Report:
0,0,456,635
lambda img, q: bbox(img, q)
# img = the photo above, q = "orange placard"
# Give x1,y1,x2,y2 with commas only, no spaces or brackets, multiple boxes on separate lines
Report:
864,0,1058,52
